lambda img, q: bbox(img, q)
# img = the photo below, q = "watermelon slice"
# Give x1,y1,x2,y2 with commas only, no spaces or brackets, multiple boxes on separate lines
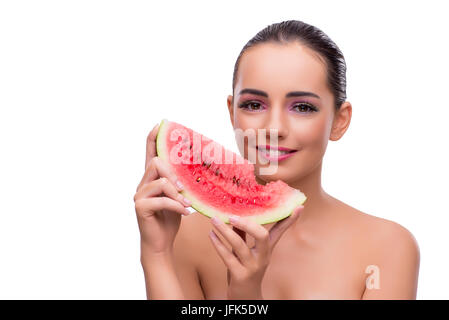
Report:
156,119,307,224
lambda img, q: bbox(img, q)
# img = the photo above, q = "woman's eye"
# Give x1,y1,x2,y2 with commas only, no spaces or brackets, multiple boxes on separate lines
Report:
238,101,317,113
292,103,317,113
238,101,264,111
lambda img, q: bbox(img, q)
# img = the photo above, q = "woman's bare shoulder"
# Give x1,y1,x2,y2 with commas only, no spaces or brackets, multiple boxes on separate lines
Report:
336,199,420,261
174,211,214,260
170,211,213,299
349,203,416,239
179,210,213,235
335,200,420,298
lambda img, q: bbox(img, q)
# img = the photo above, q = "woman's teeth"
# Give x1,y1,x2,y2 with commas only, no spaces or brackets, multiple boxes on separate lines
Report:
258,148,291,156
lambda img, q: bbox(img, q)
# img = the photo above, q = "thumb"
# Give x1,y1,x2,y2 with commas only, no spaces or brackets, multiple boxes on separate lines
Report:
268,205,303,247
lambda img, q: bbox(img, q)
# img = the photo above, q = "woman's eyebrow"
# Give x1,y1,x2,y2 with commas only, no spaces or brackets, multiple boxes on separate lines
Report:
238,88,320,99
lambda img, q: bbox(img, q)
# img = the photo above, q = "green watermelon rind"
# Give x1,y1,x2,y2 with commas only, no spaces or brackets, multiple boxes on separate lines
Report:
156,119,307,225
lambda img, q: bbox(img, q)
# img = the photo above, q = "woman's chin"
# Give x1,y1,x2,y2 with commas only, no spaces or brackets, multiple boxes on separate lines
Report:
254,166,298,185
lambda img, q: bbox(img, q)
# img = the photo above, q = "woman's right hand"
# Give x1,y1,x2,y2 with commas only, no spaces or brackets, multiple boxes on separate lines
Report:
134,124,192,258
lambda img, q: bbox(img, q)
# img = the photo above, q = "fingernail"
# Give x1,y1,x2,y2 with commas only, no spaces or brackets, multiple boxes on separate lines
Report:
184,208,192,215
211,216,221,225
176,180,184,190
209,230,217,240
183,197,191,205
229,215,239,224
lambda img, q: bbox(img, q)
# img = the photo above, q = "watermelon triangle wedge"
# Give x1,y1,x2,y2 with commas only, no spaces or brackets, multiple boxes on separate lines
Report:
156,119,307,224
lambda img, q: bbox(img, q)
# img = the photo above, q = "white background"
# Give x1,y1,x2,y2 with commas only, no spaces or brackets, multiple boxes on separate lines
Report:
0,0,448,299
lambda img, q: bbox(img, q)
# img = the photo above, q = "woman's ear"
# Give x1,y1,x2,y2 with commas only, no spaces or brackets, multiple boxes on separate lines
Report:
227,95,235,128
330,101,352,141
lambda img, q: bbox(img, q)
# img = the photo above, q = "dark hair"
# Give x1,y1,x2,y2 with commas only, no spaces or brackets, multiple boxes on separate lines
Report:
232,20,347,111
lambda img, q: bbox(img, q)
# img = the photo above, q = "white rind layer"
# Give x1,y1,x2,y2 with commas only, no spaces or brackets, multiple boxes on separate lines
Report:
156,119,307,225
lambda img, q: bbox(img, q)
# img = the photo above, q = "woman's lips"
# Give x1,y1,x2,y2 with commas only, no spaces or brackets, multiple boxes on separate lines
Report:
256,145,298,161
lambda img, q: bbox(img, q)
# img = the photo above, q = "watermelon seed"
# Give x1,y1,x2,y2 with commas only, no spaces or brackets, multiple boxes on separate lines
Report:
189,144,192,149
196,177,201,182
215,169,219,176
207,163,212,169
232,176,236,184
236,179,240,186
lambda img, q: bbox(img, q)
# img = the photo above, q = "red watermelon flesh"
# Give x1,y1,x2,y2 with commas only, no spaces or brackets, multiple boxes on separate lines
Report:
156,119,307,224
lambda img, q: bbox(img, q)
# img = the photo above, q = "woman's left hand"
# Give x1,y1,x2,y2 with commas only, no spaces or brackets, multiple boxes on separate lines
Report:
208,205,304,300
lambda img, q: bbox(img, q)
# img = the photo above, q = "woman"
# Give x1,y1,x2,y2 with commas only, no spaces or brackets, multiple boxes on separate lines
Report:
134,20,420,300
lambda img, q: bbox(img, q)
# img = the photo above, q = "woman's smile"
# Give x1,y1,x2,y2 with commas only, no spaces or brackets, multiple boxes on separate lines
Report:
256,145,299,162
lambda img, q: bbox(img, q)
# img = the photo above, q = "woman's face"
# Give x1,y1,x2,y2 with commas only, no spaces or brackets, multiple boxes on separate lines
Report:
227,41,349,185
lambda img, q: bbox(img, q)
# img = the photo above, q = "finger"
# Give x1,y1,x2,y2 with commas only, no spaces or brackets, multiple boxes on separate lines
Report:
229,215,270,256
137,156,183,192
134,178,191,207
137,157,158,191
209,230,245,274
269,206,303,247
145,123,160,170
231,227,247,271
211,217,252,265
227,228,245,286
135,197,191,217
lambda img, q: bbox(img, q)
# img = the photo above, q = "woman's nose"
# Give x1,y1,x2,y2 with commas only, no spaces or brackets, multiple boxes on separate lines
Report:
263,105,288,141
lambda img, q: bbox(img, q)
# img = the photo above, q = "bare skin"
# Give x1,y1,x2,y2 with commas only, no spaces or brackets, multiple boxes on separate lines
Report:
135,41,420,299
174,194,419,299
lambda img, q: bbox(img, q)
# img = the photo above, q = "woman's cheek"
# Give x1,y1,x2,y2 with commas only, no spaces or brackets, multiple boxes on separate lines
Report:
294,118,330,162
235,112,266,132
294,117,325,146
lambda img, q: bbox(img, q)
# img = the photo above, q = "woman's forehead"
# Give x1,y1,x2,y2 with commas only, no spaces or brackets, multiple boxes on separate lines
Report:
235,42,329,97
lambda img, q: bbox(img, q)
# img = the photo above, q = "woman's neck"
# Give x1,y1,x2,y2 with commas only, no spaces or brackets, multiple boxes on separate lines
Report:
256,160,333,223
